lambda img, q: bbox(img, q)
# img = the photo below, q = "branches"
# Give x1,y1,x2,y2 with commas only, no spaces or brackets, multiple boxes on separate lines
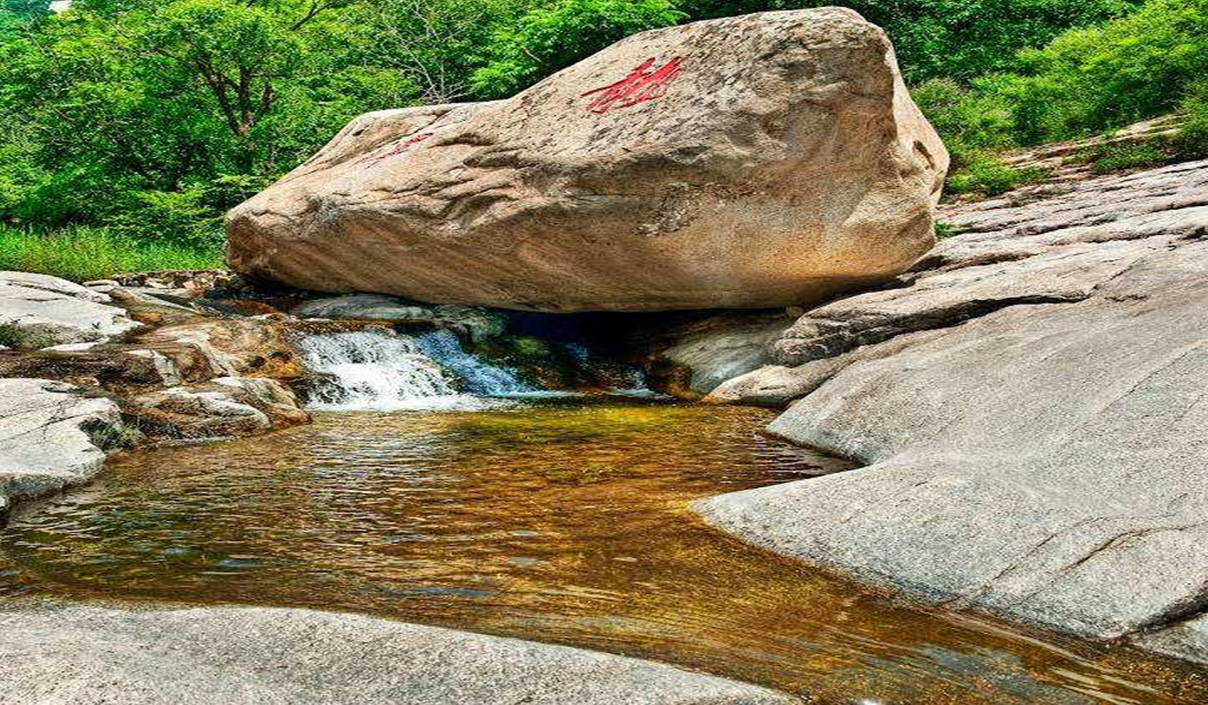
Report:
361,0,495,103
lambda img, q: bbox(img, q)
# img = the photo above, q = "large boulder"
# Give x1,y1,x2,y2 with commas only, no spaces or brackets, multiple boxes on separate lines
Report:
227,9,947,312
0,603,795,705
698,160,1208,663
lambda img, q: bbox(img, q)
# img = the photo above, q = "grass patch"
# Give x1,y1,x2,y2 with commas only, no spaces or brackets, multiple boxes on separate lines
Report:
1073,139,1170,174
946,153,1053,198
934,221,964,241
0,224,223,282
82,417,147,451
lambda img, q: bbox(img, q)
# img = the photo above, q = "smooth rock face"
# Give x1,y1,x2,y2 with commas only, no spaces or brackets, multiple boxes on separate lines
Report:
1140,614,1208,664
713,160,1208,401
0,379,123,516
0,603,795,705
0,271,143,348
228,9,947,312
700,160,1208,661
652,312,795,396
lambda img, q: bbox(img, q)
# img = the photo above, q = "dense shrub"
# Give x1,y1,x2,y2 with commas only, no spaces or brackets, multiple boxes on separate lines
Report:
0,0,1203,249
912,0,1208,195
681,0,1145,83
1175,83,1208,159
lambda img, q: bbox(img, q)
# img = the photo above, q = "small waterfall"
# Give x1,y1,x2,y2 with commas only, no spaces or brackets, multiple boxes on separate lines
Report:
297,329,533,411
414,329,532,396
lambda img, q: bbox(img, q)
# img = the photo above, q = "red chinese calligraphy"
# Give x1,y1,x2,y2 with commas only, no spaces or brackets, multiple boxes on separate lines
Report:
582,57,686,115
367,131,434,165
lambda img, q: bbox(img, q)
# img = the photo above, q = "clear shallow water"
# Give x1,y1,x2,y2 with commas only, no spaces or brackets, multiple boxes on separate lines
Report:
2,401,1205,704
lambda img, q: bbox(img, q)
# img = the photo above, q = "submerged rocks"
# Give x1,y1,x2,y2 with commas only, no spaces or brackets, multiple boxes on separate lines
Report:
0,379,125,518
699,159,1208,663
0,271,143,349
0,603,796,705
228,8,946,312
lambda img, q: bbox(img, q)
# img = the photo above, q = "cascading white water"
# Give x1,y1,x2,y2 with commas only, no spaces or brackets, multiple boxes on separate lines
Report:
297,329,533,411
414,329,532,396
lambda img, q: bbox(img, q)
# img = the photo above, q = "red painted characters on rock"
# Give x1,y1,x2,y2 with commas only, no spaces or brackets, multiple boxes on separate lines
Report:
367,131,434,165
582,56,686,115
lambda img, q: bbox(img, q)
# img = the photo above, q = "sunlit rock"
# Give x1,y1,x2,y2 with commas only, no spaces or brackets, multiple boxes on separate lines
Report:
0,378,124,516
0,271,143,349
699,160,1208,662
0,604,798,704
228,9,947,312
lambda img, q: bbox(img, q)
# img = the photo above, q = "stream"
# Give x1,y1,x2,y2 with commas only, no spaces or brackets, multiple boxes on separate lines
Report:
1,330,1204,704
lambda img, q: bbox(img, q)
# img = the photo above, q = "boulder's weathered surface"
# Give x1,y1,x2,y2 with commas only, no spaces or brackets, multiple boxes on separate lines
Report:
0,379,124,516
228,9,947,312
138,316,308,382
700,160,1208,663
0,603,796,705
0,274,315,496
0,271,143,348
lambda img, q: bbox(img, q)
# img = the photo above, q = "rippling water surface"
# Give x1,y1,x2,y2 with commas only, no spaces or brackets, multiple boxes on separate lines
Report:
2,400,1204,704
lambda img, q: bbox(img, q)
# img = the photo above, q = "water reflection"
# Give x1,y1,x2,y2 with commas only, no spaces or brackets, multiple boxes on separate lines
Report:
1,400,1204,704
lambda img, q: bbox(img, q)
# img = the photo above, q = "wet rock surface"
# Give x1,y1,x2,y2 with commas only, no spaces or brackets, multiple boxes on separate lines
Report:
700,159,1208,663
0,272,320,518
127,377,309,441
227,9,945,312
0,602,796,705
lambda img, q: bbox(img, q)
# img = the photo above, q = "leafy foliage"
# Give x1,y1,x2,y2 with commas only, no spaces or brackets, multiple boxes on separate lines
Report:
0,0,412,238
0,0,1203,256
471,0,685,99
680,0,1144,83
916,0,1208,195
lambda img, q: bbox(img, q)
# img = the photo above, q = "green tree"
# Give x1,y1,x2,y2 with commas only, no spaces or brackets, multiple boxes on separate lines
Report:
677,0,1145,83
1007,0,1208,141
471,0,686,99
0,0,411,241
355,0,522,103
